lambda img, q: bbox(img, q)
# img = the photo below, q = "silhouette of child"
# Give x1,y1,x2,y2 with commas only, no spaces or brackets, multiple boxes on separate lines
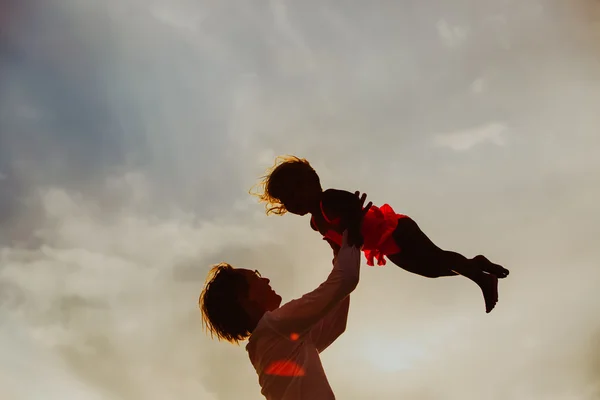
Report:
252,155,509,313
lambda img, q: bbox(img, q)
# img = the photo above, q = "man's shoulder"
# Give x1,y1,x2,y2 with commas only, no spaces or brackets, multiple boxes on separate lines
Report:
250,311,275,336
246,310,297,357
247,311,280,343
246,312,271,351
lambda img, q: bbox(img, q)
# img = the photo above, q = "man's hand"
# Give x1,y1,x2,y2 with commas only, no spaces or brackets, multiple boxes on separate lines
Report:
346,191,372,248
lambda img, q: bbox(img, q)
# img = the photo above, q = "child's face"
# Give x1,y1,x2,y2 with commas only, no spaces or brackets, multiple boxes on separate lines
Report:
282,195,309,216
279,180,320,216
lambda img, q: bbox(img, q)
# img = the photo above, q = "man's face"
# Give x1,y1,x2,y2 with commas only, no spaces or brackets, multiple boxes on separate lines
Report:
239,269,282,312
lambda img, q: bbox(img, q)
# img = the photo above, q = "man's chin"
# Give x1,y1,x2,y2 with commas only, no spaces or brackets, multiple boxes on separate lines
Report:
266,294,283,311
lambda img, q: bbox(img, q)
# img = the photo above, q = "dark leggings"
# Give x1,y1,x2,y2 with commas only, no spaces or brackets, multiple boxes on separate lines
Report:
387,217,469,278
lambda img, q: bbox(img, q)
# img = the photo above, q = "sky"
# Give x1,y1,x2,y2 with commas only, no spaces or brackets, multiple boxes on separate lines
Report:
1,0,600,399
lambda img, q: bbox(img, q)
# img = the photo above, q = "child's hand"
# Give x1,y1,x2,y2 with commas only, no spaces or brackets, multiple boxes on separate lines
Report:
355,191,372,216
347,191,371,248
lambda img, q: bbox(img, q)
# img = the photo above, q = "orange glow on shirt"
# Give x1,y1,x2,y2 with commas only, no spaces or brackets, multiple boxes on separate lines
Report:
265,360,305,377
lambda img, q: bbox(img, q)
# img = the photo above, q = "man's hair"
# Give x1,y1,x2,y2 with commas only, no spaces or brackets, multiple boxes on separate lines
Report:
199,263,253,344
251,155,321,216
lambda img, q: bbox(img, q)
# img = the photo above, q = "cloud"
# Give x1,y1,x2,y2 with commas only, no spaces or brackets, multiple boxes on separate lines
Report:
150,5,204,33
470,77,486,94
1,0,600,399
0,310,119,400
432,122,508,151
437,19,469,48
0,175,279,399
7,174,600,400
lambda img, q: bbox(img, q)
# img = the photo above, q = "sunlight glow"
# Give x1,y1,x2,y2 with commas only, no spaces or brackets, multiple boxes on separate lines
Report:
361,338,426,372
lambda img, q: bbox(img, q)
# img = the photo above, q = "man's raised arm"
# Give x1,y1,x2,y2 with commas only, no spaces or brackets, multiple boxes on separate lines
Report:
265,230,361,338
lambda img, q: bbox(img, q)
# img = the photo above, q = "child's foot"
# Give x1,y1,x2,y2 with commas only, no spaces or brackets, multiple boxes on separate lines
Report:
474,255,509,278
479,273,499,313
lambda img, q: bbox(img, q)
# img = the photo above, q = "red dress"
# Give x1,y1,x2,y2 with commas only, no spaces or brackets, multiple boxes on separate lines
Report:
311,201,408,266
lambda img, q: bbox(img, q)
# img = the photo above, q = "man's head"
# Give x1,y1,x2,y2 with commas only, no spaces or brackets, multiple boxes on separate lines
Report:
253,155,323,216
199,263,282,344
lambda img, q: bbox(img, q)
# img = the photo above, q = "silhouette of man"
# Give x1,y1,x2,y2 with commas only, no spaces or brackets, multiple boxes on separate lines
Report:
199,193,370,399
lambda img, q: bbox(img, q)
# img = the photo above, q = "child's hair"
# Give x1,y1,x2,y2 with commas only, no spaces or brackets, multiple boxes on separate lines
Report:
251,155,321,215
199,263,253,344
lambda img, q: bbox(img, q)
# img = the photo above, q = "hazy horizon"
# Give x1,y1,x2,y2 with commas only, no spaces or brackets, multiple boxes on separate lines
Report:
1,0,600,399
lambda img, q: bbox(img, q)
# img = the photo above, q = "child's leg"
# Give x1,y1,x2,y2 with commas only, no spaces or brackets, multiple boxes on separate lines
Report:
388,218,499,313
387,252,459,278
389,218,507,277
387,217,464,278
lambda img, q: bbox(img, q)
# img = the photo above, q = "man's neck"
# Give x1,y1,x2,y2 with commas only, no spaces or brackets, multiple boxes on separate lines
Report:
248,308,268,333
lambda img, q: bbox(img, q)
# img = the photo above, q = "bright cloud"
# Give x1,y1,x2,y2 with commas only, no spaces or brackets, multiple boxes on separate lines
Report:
433,123,508,151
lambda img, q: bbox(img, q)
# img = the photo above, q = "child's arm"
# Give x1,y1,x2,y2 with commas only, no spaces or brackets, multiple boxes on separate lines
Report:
312,216,341,262
321,189,366,246
321,189,362,220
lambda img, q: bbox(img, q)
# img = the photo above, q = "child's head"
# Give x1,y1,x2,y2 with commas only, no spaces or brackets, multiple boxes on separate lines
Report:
199,263,281,344
253,155,322,216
